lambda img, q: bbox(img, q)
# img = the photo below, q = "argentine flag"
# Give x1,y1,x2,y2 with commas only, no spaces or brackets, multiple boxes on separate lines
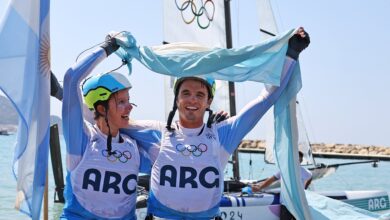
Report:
0,0,51,219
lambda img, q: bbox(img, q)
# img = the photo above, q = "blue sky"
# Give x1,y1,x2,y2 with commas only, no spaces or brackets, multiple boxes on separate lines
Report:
1,0,389,146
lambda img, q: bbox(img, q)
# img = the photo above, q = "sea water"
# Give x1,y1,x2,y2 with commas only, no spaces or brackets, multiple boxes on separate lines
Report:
0,134,389,219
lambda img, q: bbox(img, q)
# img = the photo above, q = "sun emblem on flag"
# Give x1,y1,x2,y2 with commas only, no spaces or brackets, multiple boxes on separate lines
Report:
39,22,51,78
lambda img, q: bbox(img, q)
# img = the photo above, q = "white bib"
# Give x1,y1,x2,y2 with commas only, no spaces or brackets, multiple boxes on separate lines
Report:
151,124,223,213
70,125,140,218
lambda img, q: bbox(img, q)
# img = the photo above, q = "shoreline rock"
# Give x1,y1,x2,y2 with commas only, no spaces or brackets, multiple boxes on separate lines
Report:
238,140,390,156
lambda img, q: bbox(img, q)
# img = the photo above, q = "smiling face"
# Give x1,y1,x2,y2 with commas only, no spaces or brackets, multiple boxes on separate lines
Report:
176,79,212,128
106,89,133,134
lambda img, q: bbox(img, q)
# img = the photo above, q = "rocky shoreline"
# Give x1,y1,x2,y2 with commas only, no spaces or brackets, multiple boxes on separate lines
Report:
238,140,390,157
1,127,389,158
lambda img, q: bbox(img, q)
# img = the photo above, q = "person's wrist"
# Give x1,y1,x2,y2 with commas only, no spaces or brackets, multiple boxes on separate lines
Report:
286,48,300,60
101,37,119,56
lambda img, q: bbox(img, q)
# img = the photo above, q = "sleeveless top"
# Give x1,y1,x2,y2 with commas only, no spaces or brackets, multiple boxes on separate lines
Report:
148,124,223,218
64,124,140,219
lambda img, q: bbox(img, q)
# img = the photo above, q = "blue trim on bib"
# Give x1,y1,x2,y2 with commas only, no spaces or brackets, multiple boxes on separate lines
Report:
147,191,220,220
61,173,136,220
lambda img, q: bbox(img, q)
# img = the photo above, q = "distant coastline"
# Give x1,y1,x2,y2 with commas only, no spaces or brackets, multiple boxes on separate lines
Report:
0,124,17,134
0,115,62,135
239,140,390,159
1,124,389,158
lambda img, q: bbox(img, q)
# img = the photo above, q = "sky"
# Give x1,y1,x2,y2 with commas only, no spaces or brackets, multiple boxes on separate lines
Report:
1,0,389,147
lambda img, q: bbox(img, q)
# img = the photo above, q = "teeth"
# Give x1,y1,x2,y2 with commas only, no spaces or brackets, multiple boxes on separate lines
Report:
186,106,198,110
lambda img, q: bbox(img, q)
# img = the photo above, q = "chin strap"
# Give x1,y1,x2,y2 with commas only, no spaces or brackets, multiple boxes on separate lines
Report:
206,108,214,128
167,96,215,130
105,116,113,155
166,96,178,132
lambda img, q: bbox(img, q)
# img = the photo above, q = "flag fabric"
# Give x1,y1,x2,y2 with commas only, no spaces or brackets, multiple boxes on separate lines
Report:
163,0,229,118
0,0,51,219
272,62,313,220
306,191,380,220
114,29,295,85
256,2,312,218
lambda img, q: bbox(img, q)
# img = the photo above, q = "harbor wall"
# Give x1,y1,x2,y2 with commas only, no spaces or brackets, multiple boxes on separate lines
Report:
238,140,390,160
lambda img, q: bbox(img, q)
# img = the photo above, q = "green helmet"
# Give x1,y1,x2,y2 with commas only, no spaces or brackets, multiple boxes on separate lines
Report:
174,76,216,98
82,72,132,110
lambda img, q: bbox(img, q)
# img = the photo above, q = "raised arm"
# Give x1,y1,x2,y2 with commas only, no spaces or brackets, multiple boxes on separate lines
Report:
217,28,310,154
217,57,297,154
62,37,119,170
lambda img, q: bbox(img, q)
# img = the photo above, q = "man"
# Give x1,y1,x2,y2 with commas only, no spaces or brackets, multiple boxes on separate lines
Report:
122,28,310,219
251,151,313,220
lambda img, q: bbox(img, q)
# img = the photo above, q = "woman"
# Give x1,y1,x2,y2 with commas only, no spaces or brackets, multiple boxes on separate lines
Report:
60,37,141,220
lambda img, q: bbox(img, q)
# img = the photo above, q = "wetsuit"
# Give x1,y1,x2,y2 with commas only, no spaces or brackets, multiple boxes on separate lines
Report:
121,57,298,219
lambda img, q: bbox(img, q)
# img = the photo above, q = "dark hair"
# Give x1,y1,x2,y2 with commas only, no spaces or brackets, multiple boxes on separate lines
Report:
93,100,109,120
166,78,214,131
175,77,213,99
92,92,124,120
298,151,304,158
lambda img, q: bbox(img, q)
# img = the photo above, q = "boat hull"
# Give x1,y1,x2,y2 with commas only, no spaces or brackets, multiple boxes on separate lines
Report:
136,190,389,219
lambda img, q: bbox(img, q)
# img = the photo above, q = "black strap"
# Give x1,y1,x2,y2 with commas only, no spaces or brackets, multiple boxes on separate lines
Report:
206,108,214,128
144,214,154,220
197,124,205,136
166,96,178,132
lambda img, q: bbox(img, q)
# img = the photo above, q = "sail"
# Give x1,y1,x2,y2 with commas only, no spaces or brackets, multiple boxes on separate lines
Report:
163,0,230,119
296,100,316,165
0,0,51,219
257,0,279,39
265,100,316,165
258,0,315,166
257,1,312,218
258,0,280,164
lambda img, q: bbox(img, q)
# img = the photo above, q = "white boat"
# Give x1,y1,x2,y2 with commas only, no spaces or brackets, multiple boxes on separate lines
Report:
135,189,390,219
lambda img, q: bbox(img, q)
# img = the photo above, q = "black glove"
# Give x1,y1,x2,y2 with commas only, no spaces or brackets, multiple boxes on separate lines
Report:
286,28,310,60
101,35,119,56
212,111,229,123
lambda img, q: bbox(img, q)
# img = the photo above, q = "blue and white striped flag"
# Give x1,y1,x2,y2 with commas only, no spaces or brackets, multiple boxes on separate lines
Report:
0,0,51,219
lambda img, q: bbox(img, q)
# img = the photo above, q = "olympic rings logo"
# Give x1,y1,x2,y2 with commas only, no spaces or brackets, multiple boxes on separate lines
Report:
176,143,208,157
101,149,132,163
175,0,215,29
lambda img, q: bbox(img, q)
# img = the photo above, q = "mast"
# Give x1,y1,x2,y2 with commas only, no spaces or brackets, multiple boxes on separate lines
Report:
224,0,240,180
